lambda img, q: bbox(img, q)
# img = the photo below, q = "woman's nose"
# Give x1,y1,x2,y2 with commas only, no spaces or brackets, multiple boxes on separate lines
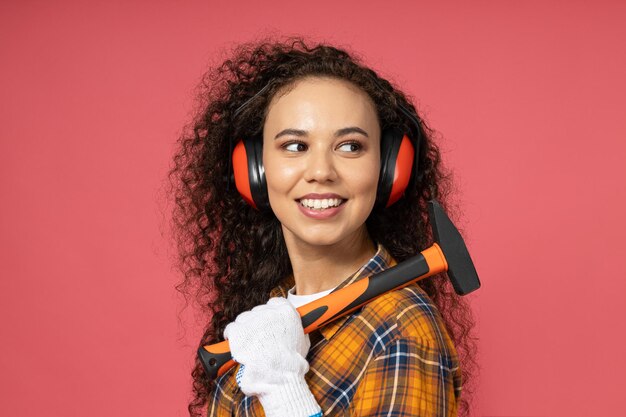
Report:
303,148,338,183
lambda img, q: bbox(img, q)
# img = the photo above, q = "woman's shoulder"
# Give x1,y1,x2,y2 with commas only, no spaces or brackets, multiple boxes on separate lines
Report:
357,282,456,353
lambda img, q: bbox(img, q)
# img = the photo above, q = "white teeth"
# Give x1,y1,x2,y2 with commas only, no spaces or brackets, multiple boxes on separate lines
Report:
299,198,344,210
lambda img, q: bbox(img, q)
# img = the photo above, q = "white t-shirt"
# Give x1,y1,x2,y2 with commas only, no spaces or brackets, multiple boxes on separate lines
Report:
286,285,337,308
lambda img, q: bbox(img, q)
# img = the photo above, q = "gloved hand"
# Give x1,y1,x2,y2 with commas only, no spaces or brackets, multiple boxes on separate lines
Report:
224,297,322,417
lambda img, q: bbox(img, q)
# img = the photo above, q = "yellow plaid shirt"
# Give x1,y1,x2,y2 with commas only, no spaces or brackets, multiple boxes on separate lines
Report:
208,243,462,416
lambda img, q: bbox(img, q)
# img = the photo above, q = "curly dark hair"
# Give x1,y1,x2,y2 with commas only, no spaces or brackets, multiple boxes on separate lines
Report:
167,35,478,417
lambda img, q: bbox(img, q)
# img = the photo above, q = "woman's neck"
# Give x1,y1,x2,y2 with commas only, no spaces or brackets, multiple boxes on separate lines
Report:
283,226,377,295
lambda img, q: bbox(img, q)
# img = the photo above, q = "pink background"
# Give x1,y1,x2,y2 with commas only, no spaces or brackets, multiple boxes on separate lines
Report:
1,1,624,416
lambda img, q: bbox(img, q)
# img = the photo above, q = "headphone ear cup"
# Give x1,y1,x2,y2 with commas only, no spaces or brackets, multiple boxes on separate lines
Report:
376,128,416,208
232,136,269,210
389,133,415,206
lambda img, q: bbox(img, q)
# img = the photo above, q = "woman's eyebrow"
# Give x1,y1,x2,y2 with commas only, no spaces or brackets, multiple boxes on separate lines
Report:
274,126,369,140
335,126,369,138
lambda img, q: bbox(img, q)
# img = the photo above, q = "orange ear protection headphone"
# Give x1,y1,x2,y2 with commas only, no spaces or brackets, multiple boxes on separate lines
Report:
226,80,423,211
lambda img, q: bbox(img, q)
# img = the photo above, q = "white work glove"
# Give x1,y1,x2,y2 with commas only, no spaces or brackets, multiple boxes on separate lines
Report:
223,297,322,417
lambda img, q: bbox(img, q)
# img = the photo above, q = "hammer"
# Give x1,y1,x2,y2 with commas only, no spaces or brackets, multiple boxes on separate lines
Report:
198,199,481,380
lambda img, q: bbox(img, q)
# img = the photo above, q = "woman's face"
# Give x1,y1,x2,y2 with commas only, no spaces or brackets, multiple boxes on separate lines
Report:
262,76,381,248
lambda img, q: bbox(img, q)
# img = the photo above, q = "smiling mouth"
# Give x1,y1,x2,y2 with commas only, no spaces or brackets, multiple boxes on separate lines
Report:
296,198,347,210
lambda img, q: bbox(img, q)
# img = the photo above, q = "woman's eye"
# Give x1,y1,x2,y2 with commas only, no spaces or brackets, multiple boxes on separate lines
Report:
283,141,307,152
338,141,362,152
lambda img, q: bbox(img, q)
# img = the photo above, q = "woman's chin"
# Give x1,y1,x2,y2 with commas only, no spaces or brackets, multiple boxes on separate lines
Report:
287,226,368,250
295,235,342,248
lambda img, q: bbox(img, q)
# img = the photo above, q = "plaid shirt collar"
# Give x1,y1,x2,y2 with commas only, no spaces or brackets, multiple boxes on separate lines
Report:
269,242,397,341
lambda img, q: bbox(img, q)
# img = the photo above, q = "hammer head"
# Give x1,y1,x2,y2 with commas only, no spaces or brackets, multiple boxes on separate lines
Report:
428,199,481,295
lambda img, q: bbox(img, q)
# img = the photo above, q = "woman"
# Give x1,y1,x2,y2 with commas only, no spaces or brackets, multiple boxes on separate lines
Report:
168,37,477,417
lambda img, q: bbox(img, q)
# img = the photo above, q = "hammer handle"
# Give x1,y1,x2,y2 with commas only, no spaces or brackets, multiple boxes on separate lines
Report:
198,244,447,380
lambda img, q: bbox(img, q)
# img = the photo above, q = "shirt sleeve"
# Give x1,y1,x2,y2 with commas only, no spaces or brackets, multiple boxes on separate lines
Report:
348,337,460,417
